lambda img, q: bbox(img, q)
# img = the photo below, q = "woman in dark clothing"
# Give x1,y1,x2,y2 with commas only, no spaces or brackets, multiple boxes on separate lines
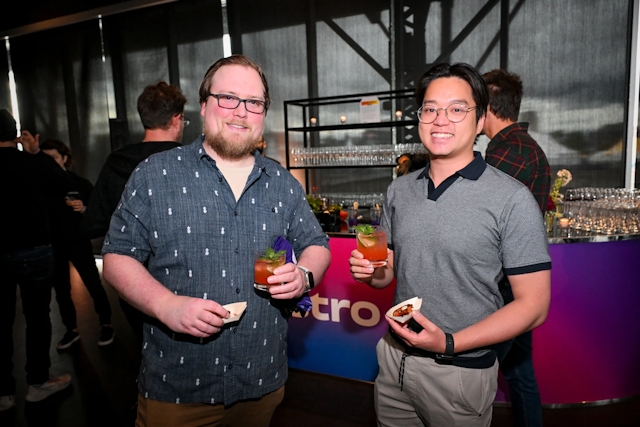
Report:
40,139,114,349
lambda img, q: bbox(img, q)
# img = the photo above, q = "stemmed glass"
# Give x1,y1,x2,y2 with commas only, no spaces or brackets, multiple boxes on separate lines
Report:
564,189,578,230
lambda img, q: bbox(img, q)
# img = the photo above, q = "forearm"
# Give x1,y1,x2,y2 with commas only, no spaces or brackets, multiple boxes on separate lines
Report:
297,245,331,283
453,270,550,353
363,250,396,289
453,300,544,353
102,253,175,319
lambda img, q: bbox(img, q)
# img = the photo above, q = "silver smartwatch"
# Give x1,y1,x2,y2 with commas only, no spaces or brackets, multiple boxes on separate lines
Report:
297,266,315,292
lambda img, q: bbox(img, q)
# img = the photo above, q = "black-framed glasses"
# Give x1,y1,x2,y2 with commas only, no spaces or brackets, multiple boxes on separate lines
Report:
417,103,477,124
207,93,267,114
179,115,190,127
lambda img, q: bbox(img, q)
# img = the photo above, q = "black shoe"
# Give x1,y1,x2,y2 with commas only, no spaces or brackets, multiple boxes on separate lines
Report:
56,330,80,350
98,325,115,346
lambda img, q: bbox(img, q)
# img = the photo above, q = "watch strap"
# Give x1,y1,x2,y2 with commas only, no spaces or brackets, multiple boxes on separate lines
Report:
297,265,314,291
436,333,455,362
444,333,455,357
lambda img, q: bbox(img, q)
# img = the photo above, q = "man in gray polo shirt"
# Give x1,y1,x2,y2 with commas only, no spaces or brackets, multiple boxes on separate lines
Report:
349,63,551,427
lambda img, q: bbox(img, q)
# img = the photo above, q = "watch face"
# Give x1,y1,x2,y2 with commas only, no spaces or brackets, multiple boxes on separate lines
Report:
299,266,314,290
307,271,315,289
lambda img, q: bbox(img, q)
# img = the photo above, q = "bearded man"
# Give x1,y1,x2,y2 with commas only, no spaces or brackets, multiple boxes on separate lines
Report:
102,55,331,427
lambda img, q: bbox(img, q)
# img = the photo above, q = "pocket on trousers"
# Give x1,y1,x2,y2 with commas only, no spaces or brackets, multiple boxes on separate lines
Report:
456,361,498,416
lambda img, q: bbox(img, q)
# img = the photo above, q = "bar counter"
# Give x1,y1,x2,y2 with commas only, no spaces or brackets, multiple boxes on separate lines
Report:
287,232,640,406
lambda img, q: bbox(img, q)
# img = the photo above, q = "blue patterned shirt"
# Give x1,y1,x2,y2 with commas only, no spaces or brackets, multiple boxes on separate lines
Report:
103,135,329,405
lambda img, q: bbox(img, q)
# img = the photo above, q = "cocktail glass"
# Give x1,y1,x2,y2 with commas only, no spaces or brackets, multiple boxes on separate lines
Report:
253,250,286,291
65,191,80,206
356,228,388,267
347,207,358,232
370,206,381,227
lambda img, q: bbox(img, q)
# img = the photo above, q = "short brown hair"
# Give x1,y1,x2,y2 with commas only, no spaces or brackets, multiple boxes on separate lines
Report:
198,55,270,113
40,139,73,168
483,69,523,122
137,82,187,130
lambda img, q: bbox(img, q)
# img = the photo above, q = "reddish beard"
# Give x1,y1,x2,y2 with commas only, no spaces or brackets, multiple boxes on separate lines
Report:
203,121,258,160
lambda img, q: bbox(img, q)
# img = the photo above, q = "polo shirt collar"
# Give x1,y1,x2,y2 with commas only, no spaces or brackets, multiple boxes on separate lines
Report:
417,151,486,181
418,151,486,201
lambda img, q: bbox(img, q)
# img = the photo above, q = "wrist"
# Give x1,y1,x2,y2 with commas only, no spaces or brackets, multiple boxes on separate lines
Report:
444,333,455,357
297,265,314,292
436,332,455,363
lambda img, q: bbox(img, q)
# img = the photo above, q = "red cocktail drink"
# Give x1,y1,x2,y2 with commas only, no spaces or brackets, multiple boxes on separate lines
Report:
254,250,286,291
356,229,388,267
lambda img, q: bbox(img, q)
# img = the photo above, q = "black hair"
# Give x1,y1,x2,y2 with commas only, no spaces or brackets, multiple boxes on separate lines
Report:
415,63,489,123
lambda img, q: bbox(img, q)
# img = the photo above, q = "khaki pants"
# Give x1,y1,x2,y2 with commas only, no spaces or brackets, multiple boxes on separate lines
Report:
374,333,497,427
136,386,285,427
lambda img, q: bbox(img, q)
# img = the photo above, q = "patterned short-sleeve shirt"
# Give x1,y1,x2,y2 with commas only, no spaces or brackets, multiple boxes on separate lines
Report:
103,135,329,405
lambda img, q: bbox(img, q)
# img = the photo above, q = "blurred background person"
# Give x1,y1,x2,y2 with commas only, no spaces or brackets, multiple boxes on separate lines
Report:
394,152,428,177
255,133,280,164
482,68,551,427
0,109,72,410
81,81,187,345
38,138,114,350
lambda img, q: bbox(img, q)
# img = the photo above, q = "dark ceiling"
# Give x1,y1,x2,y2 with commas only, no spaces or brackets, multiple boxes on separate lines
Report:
0,0,131,33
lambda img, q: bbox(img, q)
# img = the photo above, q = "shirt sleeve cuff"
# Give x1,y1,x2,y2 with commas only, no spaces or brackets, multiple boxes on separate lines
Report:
504,261,552,276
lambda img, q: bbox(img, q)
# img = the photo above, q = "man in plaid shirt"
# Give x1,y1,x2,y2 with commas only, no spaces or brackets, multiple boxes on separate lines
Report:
482,69,550,427
483,70,550,213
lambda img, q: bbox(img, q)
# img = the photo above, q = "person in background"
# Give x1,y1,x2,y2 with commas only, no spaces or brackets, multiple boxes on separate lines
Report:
482,69,551,212
256,133,267,154
0,109,72,410
81,81,187,345
102,54,331,426
482,68,551,427
37,138,114,349
255,133,280,164
395,152,428,177
349,63,551,427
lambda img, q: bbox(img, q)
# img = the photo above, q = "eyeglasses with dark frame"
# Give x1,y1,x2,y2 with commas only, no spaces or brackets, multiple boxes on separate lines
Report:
417,103,477,124
207,93,267,114
179,115,190,127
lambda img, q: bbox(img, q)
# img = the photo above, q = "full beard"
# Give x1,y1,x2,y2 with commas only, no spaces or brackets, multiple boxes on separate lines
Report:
204,122,257,160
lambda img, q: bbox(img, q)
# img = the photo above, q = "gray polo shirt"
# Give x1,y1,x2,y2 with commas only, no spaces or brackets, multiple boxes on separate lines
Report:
103,136,329,405
383,152,551,356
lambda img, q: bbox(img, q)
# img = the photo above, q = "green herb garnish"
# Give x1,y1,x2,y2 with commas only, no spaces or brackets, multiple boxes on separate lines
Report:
260,247,287,261
353,224,375,235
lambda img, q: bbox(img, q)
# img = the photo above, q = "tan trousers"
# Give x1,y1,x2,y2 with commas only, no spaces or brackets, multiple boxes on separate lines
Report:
135,386,285,427
374,333,498,427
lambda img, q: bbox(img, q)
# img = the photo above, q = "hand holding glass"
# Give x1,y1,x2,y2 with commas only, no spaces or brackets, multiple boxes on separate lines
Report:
355,225,388,267
254,249,286,291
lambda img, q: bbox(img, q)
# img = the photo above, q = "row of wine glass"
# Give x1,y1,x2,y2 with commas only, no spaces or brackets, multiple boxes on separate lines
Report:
311,193,385,209
290,144,428,167
561,188,640,235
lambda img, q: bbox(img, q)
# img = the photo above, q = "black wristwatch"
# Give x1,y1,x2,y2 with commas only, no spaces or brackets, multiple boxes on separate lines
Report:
436,333,455,362
297,266,315,292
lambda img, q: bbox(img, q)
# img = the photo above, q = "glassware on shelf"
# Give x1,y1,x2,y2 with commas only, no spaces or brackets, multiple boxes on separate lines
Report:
347,207,358,232
370,206,382,227
289,144,428,168
556,187,640,237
